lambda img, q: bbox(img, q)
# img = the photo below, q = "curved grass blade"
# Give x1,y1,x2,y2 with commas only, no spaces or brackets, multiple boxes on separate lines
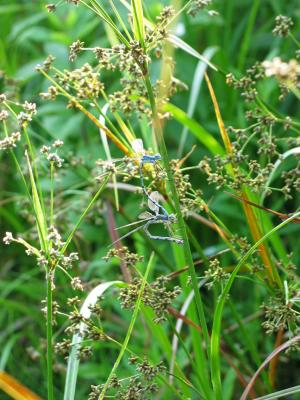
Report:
210,212,300,399
164,103,225,156
261,146,300,204
63,281,125,400
168,35,218,71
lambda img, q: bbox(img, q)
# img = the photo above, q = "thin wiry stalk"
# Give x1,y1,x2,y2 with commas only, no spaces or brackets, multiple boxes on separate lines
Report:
47,270,54,400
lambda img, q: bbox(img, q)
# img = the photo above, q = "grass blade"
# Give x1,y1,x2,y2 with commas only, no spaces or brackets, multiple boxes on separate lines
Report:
210,212,300,399
164,102,225,156
63,281,125,400
178,46,218,156
131,0,145,46
168,35,218,71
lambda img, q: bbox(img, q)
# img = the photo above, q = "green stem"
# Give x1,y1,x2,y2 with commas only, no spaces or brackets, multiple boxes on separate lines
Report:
289,32,300,48
50,162,54,227
47,269,54,400
143,73,212,397
98,253,155,400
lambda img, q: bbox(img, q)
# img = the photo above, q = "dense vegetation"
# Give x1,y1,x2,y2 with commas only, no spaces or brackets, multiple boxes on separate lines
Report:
0,1,300,399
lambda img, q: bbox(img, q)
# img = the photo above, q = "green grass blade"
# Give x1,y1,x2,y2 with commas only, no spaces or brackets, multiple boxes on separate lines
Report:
63,281,125,400
210,211,300,399
168,34,218,71
25,151,48,253
131,0,145,46
99,253,155,400
165,102,225,156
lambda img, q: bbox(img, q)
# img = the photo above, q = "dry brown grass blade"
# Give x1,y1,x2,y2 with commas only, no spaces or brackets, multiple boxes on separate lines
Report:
204,72,233,155
268,328,284,389
240,334,300,400
204,72,275,283
226,192,300,224
0,372,41,400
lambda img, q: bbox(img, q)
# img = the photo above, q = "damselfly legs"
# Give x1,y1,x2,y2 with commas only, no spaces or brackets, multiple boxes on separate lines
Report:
112,191,184,246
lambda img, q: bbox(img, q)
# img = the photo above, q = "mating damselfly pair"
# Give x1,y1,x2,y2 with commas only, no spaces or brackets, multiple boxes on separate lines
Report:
109,139,184,246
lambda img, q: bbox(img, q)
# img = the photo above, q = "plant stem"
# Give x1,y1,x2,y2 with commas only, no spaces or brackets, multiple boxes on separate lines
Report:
50,162,54,227
47,269,54,400
143,73,212,398
98,253,155,400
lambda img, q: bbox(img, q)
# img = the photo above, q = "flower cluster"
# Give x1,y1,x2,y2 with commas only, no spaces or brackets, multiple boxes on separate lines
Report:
262,57,300,84
272,15,293,37
119,276,181,323
39,6,184,120
58,63,105,102
170,158,203,217
3,227,79,280
188,0,213,17
262,291,300,335
0,131,21,151
88,358,165,400
40,140,64,168
204,258,230,289
17,101,37,128
103,246,144,269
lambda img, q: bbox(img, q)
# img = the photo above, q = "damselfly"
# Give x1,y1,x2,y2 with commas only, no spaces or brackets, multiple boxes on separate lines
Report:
111,191,184,246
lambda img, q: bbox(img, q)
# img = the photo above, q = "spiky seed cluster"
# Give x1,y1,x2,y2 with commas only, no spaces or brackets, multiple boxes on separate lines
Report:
88,358,164,400
188,0,212,17
119,276,181,323
39,6,183,119
272,15,293,37
46,3,56,12
40,141,64,168
3,227,80,295
54,338,71,358
204,259,230,289
69,40,85,62
36,54,55,72
58,63,105,101
136,358,166,381
170,159,203,217
262,292,300,335
40,85,57,101
0,131,21,151
103,247,144,268
145,6,175,50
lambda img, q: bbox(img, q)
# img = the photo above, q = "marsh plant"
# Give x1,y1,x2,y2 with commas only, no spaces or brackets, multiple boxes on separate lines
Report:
1,1,300,400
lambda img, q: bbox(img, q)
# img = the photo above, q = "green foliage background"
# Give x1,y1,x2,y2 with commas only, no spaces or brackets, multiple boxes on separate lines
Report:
0,1,299,399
